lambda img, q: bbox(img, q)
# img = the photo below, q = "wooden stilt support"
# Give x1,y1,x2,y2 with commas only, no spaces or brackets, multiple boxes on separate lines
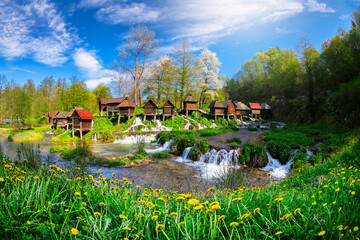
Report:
80,130,83,140
118,113,120,125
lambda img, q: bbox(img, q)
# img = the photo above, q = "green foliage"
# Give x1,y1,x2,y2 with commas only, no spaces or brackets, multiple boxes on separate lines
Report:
152,152,170,158
135,107,144,115
190,139,209,160
172,134,196,155
49,145,68,153
131,150,149,160
264,129,314,148
231,142,238,149
247,126,258,131
240,143,268,167
266,140,291,164
163,115,184,130
199,127,233,136
189,147,200,161
215,118,227,127
292,151,307,169
92,118,114,131
53,128,65,136
133,135,147,154
6,128,46,143
50,130,79,143
226,138,241,144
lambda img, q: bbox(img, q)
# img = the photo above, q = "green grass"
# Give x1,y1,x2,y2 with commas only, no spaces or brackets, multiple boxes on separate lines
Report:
0,132,359,239
152,152,170,158
0,127,48,143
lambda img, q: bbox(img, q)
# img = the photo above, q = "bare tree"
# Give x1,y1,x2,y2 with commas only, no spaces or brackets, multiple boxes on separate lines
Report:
111,63,132,98
117,25,159,106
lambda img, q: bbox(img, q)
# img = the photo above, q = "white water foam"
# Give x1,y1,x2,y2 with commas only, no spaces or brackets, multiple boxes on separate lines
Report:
113,134,156,144
146,140,173,153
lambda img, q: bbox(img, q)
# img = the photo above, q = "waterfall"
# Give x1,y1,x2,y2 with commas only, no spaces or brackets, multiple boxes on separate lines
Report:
260,150,297,180
113,134,156,144
146,139,173,153
181,147,192,160
92,133,97,141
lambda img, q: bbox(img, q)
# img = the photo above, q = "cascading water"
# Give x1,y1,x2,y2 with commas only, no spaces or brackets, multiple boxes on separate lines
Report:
146,139,173,153
181,147,192,160
123,117,149,132
113,134,156,144
92,133,97,141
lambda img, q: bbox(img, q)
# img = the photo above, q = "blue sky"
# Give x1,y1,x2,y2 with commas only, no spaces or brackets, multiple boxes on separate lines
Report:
0,0,359,89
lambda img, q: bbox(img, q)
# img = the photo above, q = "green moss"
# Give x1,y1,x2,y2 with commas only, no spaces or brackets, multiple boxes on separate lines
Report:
152,152,170,158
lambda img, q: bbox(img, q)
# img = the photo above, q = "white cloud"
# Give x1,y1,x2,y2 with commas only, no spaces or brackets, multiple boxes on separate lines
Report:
73,48,114,89
305,0,335,13
0,0,79,66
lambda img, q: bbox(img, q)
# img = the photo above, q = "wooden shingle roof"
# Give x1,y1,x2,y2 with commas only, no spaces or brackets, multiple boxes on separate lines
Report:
183,94,198,102
107,98,126,104
53,111,70,119
261,103,271,110
249,103,261,110
144,99,158,109
162,100,175,108
118,97,136,108
235,102,251,110
209,100,226,108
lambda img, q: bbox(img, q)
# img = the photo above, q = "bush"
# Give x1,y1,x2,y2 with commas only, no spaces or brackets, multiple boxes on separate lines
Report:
189,139,209,161
100,130,115,143
133,135,147,154
189,147,200,161
240,143,268,167
92,118,114,131
231,142,238,149
152,152,170,158
264,129,314,148
266,140,291,164
172,134,196,155
53,128,65,136
163,115,184,130
49,145,68,153
132,150,149,160
247,126,258,131
292,151,307,169
267,140,291,164
226,137,241,144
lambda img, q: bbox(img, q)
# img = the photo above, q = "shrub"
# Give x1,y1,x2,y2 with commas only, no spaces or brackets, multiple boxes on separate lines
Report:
266,140,291,164
100,130,115,143
49,145,68,153
172,134,196,155
152,152,170,158
292,151,307,169
54,128,65,136
133,135,147,154
240,143,268,167
247,126,258,131
231,142,238,149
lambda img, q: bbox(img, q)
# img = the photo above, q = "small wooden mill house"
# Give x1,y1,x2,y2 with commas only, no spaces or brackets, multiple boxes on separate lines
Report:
182,94,198,117
48,111,59,128
117,97,136,123
249,103,262,119
209,100,226,119
162,100,175,121
143,99,158,121
98,99,109,116
235,102,251,120
261,103,272,119
105,98,126,118
53,111,71,130
222,100,237,120
71,109,94,140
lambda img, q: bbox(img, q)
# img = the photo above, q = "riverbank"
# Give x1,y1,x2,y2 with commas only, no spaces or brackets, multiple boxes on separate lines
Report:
0,126,358,239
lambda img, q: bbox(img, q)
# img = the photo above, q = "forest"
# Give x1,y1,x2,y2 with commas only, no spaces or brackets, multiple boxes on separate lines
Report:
1,10,360,128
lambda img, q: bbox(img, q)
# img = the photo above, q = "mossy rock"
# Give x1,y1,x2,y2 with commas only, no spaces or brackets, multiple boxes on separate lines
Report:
240,143,268,167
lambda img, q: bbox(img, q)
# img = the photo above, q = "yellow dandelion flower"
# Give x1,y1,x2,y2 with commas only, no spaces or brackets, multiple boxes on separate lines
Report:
71,228,79,235
153,210,161,216
179,222,185,227
218,215,225,221
170,212,178,216
351,191,355,195
75,192,81,196
194,205,204,211
123,227,131,231
275,231,282,235
318,231,325,236
155,224,164,232
187,199,199,205
323,203,327,207
151,216,158,220
27,221,31,225
312,201,317,206
184,194,191,198
335,188,340,192
77,217,83,221
233,197,243,202
206,209,214,214
354,226,358,231
94,212,101,216
294,208,301,214
211,204,221,210
119,215,127,220
0,178,4,182
176,197,185,201
332,201,336,205
207,187,215,192
230,222,238,227
65,209,69,212
253,208,260,214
